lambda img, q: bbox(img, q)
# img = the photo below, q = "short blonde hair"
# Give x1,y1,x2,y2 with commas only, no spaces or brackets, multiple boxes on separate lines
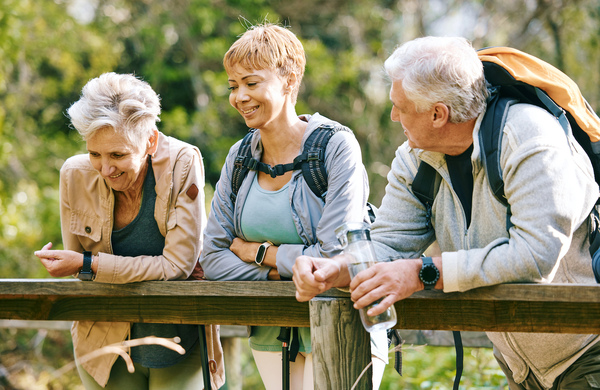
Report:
67,72,161,145
223,23,306,104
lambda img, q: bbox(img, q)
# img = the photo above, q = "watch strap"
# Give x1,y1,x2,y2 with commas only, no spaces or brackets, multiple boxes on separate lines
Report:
419,256,439,290
422,256,433,266
78,251,94,281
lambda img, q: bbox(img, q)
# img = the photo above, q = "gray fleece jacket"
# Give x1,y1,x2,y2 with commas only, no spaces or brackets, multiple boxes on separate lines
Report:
371,103,600,388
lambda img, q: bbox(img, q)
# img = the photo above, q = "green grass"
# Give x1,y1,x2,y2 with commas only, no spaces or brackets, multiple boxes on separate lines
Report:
380,345,508,389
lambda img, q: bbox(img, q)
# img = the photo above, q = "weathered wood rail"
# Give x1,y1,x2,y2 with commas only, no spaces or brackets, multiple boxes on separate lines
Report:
1,279,600,389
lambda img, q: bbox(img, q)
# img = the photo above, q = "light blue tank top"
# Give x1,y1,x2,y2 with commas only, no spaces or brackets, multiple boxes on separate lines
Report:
240,175,311,353
240,175,302,245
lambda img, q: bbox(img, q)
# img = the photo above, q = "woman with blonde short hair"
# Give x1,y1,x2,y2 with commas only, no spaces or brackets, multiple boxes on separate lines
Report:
200,24,388,389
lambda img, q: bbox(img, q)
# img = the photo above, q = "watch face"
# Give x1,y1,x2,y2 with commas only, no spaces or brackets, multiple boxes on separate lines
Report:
256,246,266,259
421,265,439,283
78,271,94,281
255,243,269,265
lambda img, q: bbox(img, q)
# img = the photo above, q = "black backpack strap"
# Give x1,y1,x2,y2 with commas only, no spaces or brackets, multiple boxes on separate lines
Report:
277,327,291,390
230,129,258,204
296,123,351,199
479,92,517,208
387,328,403,375
231,122,352,203
412,162,438,228
480,87,572,230
479,92,519,230
452,331,463,390
533,88,571,136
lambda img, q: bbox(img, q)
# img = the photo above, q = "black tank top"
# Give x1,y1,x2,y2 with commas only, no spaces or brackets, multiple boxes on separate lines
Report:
112,160,198,368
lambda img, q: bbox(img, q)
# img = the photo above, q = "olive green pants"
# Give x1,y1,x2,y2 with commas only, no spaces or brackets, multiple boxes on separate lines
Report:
494,341,600,389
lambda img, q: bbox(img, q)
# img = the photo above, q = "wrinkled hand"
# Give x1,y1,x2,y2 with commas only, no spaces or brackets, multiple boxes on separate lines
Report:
230,237,260,263
292,254,351,302
349,259,422,316
34,242,84,277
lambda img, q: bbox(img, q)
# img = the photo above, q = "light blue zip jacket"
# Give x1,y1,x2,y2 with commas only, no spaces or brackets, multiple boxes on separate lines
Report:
372,103,600,388
200,113,370,281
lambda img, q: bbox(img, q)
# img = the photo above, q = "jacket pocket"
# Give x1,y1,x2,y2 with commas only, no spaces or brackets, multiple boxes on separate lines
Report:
70,211,102,242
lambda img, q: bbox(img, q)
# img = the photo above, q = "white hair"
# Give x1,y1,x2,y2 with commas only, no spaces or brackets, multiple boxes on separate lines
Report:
67,72,161,145
384,36,488,123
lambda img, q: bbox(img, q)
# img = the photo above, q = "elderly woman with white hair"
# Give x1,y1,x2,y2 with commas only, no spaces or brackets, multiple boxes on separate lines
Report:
34,72,224,390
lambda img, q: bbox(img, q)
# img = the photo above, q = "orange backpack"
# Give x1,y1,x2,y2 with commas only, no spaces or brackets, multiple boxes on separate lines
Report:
477,46,600,193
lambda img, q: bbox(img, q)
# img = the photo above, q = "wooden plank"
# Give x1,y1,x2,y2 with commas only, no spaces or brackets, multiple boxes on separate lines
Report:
410,283,600,303
0,295,310,327
0,279,300,297
310,297,372,390
393,298,600,333
1,280,600,333
1,279,599,302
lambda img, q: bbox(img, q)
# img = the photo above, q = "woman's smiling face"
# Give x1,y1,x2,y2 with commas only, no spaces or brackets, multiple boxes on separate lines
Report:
227,64,289,131
86,128,152,193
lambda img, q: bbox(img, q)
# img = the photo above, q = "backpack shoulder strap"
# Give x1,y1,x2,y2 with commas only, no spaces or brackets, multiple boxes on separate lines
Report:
412,161,439,227
479,86,576,228
479,92,520,230
412,162,437,206
230,121,353,202
230,128,258,204
478,92,518,208
296,123,352,199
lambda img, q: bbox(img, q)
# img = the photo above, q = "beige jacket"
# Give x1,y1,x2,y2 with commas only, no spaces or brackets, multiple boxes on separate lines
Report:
60,132,225,388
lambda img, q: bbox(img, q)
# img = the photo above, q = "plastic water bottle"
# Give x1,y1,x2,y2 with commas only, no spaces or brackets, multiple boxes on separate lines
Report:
335,222,397,332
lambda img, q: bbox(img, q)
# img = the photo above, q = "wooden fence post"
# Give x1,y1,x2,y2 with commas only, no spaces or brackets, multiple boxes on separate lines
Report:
309,297,372,389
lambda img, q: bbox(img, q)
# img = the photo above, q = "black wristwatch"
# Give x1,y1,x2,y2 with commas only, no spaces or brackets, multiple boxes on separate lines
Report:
255,241,273,266
78,251,94,281
419,256,439,290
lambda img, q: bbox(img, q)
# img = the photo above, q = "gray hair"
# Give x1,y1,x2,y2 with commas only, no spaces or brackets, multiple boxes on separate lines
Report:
67,72,161,145
384,36,488,123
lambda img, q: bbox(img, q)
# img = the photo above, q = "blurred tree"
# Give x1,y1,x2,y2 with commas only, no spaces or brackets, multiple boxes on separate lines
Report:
0,0,120,277
0,0,599,274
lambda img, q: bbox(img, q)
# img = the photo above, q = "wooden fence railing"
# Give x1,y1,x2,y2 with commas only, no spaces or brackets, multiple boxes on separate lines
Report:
1,279,600,389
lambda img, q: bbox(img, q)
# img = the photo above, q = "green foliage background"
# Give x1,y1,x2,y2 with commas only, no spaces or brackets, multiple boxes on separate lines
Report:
2,0,600,278
1,0,599,388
